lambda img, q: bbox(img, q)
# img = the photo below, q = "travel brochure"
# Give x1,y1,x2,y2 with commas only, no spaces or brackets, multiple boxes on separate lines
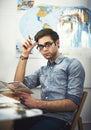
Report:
0,80,33,94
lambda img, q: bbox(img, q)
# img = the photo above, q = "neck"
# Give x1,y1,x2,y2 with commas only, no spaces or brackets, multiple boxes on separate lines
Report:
50,52,60,63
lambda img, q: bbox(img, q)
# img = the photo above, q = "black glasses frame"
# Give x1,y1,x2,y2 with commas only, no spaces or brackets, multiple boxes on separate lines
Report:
36,41,54,51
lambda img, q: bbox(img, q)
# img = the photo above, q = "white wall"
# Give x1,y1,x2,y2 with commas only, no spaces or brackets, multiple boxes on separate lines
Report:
0,0,91,123
0,0,47,81
35,0,91,10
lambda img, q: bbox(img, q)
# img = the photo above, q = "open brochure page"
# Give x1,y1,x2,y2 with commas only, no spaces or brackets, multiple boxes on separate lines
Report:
0,81,33,94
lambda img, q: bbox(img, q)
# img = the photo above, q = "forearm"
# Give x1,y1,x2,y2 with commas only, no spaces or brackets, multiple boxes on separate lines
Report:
37,99,78,112
14,36,37,82
14,58,28,82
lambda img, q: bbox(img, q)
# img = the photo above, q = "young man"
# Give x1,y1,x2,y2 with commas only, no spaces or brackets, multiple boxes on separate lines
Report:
14,28,85,130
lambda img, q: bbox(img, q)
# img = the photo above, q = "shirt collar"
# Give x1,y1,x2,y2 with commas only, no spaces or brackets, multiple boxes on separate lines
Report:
47,54,65,66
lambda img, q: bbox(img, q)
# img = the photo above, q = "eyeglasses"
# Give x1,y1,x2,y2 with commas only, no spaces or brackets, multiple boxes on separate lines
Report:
36,41,54,51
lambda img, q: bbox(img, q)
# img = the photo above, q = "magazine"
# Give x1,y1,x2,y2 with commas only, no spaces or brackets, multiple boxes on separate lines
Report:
0,80,33,94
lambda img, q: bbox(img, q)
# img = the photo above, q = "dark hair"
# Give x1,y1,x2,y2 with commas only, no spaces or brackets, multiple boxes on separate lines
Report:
34,28,59,42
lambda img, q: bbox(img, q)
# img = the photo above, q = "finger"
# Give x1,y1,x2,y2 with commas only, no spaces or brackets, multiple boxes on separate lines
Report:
28,36,37,46
20,96,24,100
20,99,25,104
33,42,38,46
22,44,27,49
28,35,32,40
27,39,32,44
27,40,33,48
27,36,33,44
25,41,32,48
22,42,29,49
14,90,25,96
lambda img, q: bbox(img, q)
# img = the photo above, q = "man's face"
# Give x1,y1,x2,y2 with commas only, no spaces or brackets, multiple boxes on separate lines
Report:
37,36,59,61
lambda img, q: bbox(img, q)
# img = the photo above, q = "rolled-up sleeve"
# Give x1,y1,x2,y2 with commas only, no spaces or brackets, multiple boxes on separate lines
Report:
23,69,40,89
66,59,85,105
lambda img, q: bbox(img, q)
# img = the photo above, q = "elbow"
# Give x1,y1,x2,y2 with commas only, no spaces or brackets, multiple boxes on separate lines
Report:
71,101,78,111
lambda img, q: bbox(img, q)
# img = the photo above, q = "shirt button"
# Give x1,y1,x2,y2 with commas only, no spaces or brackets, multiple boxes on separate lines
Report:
45,96,48,99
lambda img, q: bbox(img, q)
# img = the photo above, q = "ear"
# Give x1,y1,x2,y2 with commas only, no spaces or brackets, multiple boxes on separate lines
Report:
55,40,60,48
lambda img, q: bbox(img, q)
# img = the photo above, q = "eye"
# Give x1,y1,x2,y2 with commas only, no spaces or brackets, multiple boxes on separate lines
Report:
45,42,52,47
45,42,51,46
37,44,44,50
39,45,44,48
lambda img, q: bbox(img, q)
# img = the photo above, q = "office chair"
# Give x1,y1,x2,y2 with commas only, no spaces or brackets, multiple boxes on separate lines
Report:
70,91,88,130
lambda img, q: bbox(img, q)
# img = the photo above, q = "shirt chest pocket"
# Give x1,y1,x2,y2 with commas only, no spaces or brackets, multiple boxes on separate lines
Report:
40,74,48,85
53,69,68,86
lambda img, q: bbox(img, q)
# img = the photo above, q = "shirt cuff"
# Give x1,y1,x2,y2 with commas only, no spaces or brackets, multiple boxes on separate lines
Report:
66,94,82,106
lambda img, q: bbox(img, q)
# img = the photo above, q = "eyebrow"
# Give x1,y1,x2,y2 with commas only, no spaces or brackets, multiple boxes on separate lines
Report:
38,41,53,45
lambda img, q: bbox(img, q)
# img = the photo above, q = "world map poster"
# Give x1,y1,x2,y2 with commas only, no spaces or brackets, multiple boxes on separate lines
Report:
16,1,91,58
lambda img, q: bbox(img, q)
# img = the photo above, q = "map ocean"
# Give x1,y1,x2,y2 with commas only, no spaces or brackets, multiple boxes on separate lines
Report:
16,5,91,55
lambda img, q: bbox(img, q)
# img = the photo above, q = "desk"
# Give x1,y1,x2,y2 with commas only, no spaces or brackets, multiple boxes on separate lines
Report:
0,94,43,130
0,94,43,121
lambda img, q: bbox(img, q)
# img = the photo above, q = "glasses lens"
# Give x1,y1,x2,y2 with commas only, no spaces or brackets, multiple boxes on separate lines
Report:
37,45,43,50
36,42,54,50
45,42,52,47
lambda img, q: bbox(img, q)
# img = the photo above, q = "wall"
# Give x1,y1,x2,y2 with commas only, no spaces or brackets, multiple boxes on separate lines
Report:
0,0,91,124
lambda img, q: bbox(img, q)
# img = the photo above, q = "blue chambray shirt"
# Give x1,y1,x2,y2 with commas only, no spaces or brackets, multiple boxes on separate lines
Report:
24,54,85,124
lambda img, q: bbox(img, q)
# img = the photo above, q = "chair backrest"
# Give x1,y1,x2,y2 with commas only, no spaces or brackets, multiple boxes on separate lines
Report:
71,91,88,130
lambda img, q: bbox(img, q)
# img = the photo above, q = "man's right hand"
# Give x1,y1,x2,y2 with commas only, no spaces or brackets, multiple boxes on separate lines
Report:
22,36,38,57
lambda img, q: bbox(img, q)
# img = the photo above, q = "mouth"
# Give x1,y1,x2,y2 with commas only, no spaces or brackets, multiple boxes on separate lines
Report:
43,53,50,56
43,53,51,58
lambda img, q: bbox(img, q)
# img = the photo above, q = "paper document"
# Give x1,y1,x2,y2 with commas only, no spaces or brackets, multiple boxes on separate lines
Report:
0,80,33,94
